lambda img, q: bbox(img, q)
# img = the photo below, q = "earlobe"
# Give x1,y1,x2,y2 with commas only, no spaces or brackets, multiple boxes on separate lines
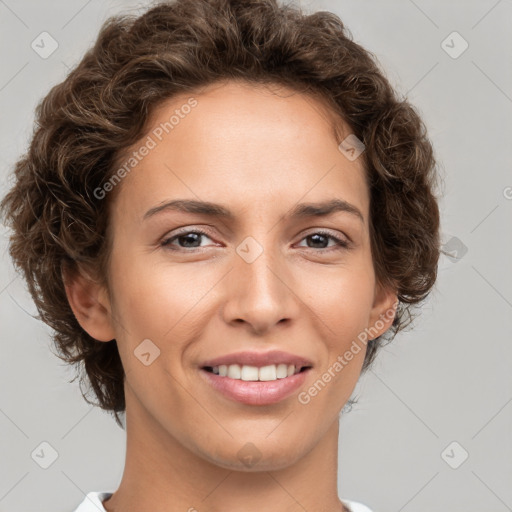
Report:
61,264,116,342
368,283,398,340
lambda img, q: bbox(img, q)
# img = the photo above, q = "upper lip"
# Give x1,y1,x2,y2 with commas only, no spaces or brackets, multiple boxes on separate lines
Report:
201,350,313,369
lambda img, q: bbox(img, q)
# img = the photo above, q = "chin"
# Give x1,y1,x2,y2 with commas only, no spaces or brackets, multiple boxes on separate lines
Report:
204,441,306,472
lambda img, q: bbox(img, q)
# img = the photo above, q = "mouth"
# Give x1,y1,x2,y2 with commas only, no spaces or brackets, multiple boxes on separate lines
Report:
199,364,313,405
201,363,311,381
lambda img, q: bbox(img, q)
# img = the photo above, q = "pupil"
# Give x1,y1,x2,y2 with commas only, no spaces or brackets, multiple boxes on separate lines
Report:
309,234,327,248
180,233,201,247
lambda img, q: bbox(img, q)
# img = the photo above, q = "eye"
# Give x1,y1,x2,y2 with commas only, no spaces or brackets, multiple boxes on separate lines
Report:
296,231,350,252
160,228,351,253
161,228,215,250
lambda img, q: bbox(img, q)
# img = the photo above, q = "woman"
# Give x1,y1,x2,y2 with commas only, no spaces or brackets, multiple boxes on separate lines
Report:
0,0,441,510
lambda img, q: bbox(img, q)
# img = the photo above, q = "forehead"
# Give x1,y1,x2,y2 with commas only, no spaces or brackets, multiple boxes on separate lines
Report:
110,80,369,226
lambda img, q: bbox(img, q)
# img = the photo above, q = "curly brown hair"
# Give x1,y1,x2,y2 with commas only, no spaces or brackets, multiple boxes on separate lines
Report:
0,0,442,428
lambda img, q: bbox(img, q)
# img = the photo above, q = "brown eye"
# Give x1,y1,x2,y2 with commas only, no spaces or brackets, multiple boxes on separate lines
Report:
161,229,214,250
297,231,350,251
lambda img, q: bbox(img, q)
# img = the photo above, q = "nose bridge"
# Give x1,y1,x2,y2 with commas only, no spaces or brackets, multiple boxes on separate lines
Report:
241,240,282,298
223,232,297,333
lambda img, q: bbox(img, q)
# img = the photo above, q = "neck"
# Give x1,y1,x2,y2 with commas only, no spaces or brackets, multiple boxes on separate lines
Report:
103,385,347,512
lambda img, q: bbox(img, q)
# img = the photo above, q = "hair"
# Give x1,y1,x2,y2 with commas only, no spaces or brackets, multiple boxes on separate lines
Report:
1,0,442,428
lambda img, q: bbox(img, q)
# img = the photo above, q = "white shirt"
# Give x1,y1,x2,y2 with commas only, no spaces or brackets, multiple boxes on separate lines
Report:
73,491,374,512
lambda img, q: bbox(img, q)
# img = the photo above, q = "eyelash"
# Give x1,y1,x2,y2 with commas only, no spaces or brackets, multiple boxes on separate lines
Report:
161,228,350,253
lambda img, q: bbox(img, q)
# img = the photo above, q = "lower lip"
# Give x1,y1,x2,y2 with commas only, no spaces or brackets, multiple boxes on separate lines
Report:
199,368,311,405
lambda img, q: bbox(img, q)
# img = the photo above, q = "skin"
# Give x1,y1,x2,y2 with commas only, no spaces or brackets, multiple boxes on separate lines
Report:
65,80,397,512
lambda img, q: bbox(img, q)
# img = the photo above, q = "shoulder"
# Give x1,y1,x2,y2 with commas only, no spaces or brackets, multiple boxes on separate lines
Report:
342,498,375,512
72,491,114,512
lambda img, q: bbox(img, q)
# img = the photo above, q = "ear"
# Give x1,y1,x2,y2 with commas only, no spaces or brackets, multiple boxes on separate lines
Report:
61,263,116,342
367,281,398,341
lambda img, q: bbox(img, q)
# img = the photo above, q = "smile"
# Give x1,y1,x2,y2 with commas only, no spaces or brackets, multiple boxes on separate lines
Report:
199,365,312,405
203,363,308,381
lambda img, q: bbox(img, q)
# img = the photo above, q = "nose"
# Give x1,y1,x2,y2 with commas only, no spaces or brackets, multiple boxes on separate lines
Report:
221,243,300,336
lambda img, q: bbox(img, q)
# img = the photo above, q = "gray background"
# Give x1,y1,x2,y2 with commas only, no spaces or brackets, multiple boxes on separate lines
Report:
1,1,511,511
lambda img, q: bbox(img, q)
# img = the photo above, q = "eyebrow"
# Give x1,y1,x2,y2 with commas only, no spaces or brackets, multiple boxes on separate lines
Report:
143,198,364,223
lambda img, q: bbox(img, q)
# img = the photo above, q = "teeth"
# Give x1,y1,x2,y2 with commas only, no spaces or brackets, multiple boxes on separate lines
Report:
212,363,302,381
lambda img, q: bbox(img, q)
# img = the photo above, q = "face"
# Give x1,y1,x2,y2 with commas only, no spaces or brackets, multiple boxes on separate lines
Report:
74,80,397,471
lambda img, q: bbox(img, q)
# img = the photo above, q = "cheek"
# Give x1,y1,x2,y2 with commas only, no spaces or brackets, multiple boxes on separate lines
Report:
298,266,375,336
298,269,374,391
108,250,219,347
